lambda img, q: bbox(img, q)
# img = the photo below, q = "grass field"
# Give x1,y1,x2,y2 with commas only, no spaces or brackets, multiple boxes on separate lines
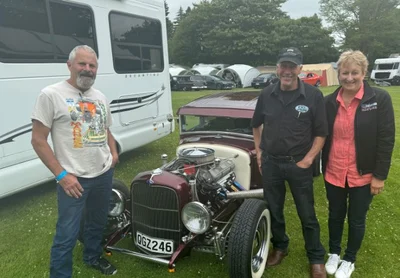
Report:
1,85,400,278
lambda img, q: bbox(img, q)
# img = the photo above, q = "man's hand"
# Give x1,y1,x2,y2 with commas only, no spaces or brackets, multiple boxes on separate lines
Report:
296,157,313,169
111,153,119,168
370,176,384,195
59,174,84,198
257,152,262,174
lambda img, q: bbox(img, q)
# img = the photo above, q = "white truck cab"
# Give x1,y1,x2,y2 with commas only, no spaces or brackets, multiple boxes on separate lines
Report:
0,0,174,198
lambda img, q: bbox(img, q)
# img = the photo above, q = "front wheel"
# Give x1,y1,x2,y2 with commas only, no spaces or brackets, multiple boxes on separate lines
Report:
391,76,400,86
79,179,131,244
315,80,321,87
228,199,271,278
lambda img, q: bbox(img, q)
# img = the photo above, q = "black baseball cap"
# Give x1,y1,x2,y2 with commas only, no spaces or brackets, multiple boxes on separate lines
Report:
277,47,303,65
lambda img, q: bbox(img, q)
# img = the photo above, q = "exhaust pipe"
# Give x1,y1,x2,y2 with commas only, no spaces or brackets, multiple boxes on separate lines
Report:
226,188,264,199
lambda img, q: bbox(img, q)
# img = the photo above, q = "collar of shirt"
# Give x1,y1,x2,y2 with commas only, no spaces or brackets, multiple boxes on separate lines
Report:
336,83,364,106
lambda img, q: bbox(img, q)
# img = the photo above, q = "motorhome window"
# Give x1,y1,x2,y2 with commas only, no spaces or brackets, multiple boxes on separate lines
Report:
378,63,395,70
50,2,97,60
0,0,97,63
0,0,53,60
109,12,164,73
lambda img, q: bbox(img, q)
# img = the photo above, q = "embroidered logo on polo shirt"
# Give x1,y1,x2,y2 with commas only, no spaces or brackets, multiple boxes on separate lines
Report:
295,105,309,113
361,102,377,112
295,105,309,118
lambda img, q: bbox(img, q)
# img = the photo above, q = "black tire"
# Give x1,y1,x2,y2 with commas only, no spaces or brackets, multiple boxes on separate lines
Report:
391,76,400,86
312,152,322,177
78,179,130,243
228,199,271,278
315,80,321,87
216,83,222,90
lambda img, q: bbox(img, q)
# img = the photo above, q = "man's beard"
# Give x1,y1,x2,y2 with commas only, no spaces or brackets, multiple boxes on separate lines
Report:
77,71,95,90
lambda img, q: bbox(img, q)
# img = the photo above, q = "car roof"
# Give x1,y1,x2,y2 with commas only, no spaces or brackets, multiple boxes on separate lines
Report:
177,91,260,118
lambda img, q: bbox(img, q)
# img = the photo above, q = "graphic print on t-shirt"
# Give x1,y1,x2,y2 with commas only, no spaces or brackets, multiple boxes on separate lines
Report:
67,97,107,148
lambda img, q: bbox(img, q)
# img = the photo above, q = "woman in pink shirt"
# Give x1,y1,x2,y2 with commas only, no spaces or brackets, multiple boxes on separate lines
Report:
321,50,395,278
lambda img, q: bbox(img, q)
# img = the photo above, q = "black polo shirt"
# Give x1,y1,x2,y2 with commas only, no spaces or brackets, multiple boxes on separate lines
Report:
251,80,328,156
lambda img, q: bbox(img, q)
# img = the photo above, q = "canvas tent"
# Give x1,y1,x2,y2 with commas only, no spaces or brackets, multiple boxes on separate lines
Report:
191,66,219,75
169,65,200,76
302,63,339,86
216,64,261,88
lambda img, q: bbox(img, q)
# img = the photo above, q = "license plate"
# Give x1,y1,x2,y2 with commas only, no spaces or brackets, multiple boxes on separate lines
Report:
136,232,174,254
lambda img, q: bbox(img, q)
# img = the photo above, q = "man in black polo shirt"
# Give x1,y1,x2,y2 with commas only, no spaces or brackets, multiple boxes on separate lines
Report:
252,47,328,278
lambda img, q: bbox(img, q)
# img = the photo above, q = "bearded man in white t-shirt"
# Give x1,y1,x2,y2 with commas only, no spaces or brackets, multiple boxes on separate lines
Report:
31,45,119,277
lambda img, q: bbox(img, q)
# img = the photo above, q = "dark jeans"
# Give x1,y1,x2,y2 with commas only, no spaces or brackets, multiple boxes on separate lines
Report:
325,180,373,263
50,168,114,278
262,154,325,264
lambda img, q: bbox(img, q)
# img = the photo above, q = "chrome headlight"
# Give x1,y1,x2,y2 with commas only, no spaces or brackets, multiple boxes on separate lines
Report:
182,202,211,234
108,189,125,217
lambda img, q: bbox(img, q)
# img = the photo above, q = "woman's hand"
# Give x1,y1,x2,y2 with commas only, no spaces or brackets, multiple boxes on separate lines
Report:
370,177,384,195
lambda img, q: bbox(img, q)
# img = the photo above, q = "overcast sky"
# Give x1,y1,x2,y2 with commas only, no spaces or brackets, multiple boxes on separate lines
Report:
168,0,321,21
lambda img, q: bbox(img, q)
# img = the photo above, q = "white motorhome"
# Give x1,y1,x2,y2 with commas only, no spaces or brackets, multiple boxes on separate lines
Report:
0,0,174,198
370,56,400,85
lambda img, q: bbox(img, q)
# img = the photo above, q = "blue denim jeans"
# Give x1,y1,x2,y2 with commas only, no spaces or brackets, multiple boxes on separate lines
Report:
261,154,325,264
50,168,114,278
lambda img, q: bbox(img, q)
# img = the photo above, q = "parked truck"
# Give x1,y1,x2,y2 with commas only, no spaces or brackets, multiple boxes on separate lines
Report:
370,54,400,85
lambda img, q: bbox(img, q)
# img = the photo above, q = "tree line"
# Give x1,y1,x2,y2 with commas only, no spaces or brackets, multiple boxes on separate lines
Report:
164,0,400,69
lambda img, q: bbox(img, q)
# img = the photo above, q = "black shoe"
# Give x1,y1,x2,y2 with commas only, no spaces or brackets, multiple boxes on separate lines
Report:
88,257,117,275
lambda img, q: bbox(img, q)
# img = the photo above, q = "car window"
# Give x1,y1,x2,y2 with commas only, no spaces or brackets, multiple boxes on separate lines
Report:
180,115,252,135
212,75,224,80
190,75,205,81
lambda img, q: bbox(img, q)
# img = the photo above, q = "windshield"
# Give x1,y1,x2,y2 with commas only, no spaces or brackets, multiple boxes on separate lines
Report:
180,115,253,135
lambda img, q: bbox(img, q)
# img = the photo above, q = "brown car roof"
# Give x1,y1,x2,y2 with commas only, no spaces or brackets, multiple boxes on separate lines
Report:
177,91,260,118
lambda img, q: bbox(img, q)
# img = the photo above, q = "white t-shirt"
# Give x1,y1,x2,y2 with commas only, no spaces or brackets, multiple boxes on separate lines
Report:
31,81,113,178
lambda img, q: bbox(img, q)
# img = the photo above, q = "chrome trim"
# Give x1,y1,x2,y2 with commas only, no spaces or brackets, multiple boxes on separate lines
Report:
106,246,175,268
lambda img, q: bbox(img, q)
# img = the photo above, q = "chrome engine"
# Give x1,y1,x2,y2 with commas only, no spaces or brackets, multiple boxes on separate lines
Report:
164,147,242,210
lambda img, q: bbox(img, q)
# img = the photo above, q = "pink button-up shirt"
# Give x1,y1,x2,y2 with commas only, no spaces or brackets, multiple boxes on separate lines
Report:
325,84,373,188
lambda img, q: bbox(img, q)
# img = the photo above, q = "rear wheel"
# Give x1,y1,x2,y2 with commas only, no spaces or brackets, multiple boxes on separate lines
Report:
228,199,271,278
315,80,321,87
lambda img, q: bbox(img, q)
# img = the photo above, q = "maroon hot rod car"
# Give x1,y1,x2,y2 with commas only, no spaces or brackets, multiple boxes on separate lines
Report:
103,90,321,278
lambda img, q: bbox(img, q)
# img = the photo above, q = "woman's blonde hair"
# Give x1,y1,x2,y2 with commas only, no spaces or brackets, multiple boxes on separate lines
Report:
337,50,369,74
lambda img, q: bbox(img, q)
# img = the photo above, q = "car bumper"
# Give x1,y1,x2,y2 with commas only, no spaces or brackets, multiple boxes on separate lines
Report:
192,86,208,90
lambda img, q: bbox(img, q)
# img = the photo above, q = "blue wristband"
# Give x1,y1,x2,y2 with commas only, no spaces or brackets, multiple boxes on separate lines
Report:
55,170,68,183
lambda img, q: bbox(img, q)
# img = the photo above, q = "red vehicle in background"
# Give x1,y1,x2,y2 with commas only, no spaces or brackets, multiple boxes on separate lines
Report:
299,72,323,87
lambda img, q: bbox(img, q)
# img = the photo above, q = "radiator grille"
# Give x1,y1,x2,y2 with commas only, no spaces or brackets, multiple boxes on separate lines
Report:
375,72,390,79
131,181,181,256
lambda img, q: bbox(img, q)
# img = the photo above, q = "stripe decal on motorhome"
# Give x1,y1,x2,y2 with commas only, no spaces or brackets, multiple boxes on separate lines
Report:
109,89,164,114
1,88,166,145
0,124,32,145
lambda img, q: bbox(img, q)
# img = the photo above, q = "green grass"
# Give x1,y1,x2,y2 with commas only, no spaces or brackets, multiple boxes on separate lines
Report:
1,86,400,278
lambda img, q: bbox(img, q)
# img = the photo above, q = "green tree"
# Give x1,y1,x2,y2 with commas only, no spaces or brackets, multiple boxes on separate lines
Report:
174,6,185,26
164,0,174,40
170,0,338,66
275,15,338,63
320,0,400,65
